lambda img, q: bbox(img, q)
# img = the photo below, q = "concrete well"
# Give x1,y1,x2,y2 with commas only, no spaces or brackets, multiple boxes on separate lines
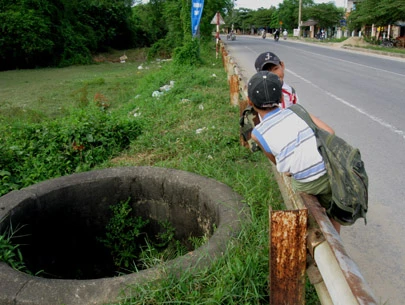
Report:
0,166,248,305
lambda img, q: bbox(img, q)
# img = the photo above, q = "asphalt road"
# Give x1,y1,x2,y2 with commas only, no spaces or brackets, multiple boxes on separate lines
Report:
223,34,405,305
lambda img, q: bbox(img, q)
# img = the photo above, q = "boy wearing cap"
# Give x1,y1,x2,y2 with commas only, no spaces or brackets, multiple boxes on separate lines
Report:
254,51,298,109
248,71,341,232
239,51,297,151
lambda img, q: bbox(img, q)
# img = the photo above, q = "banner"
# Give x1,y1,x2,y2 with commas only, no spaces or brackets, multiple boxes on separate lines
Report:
191,0,204,37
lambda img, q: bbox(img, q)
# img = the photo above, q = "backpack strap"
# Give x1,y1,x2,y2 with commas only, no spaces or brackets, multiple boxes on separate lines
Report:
289,104,317,132
291,87,298,105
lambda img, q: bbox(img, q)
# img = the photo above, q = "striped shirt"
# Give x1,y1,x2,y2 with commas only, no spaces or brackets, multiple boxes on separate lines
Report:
252,107,326,183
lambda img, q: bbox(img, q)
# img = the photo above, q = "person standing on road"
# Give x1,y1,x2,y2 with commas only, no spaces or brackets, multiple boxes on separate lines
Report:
247,71,341,233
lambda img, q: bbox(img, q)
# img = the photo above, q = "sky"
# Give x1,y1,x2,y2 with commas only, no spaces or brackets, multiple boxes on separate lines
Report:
235,0,346,9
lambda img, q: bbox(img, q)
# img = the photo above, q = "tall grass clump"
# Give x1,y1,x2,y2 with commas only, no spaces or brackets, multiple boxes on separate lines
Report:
0,223,34,275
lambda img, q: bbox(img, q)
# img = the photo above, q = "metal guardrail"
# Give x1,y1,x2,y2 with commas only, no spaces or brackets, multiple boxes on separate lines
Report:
220,41,378,305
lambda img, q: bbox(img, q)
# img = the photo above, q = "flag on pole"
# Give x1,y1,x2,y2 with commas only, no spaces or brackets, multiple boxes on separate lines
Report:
191,0,204,37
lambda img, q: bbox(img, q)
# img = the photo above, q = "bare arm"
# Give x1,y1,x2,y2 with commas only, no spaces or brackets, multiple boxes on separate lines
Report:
251,134,276,164
310,114,335,135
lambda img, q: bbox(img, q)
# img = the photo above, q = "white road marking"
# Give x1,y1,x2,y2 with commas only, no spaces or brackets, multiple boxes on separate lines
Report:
287,68,405,140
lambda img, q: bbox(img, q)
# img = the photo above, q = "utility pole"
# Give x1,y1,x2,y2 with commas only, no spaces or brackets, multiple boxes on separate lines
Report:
298,0,302,38
232,0,237,31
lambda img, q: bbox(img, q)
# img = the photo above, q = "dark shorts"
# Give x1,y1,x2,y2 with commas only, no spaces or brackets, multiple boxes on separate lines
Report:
291,174,355,225
291,173,332,210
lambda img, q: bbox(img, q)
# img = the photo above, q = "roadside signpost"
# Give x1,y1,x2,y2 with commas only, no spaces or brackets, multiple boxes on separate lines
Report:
211,12,225,58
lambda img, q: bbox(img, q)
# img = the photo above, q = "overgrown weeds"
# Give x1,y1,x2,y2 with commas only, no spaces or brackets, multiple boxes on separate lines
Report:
97,197,198,274
98,198,151,270
0,104,142,196
0,223,37,275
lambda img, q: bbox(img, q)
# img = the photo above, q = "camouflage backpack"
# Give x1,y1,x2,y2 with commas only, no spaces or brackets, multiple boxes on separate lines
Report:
239,106,260,152
290,104,368,226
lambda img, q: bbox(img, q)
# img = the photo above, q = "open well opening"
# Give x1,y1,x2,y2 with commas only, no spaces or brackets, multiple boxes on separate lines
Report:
0,168,218,280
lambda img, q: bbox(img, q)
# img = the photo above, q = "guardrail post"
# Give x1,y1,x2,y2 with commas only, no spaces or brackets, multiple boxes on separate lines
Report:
269,208,307,305
229,74,239,106
226,56,234,76
220,44,227,67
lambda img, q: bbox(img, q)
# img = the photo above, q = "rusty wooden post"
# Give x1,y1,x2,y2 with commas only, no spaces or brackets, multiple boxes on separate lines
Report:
221,44,227,67
229,74,239,106
269,208,308,305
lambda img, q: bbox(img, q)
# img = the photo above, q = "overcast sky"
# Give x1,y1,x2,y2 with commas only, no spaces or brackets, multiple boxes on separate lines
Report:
235,0,347,9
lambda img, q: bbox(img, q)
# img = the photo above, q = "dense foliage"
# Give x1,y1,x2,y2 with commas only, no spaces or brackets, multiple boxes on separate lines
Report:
225,0,344,33
0,104,142,196
306,3,345,29
0,0,233,70
225,0,403,35
348,0,405,30
0,0,142,70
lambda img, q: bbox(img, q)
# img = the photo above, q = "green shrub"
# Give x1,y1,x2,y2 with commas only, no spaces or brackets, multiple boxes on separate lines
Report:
99,198,150,269
0,104,143,196
148,38,174,60
173,38,202,66
98,199,198,273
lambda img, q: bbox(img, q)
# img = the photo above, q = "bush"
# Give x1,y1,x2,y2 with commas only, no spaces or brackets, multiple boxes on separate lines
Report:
147,38,174,60
98,198,150,270
0,104,142,196
173,38,202,66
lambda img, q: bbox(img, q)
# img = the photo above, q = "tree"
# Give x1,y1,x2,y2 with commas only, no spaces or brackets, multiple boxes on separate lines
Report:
306,3,344,29
348,0,405,30
199,0,232,38
0,0,237,69
224,8,255,33
0,0,140,70
133,0,167,46
278,0,315,32
270,10,280,29
226,7,277,34
0,6,54,70
251,8,275,30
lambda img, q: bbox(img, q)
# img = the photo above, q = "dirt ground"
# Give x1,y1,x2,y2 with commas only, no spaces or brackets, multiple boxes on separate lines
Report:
331,36,372,48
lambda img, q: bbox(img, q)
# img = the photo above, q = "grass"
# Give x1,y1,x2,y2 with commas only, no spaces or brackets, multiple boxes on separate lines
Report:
296,36,405,56
355,44,405,54
0,41,320,304
0,223,30,274
0,49,149,121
